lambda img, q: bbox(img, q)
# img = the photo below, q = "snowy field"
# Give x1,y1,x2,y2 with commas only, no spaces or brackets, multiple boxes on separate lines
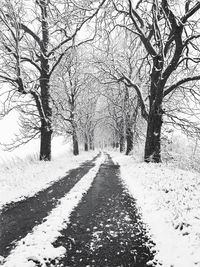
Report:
111,151,200,267
0,137,98,211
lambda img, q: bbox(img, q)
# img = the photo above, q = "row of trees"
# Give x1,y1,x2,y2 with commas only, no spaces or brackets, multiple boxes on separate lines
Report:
0,0,105,160
1,0,200,162
94,0,200,162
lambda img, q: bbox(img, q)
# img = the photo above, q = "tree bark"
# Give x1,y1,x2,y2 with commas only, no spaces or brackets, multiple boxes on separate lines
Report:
119,134,125,152
84,142,88,151
72,131,79,156
89,140,94,150
89,130,95,150
126,127,133,155
112,141,116,148
71,118,79,156
40,121,52,160
144,103,163,163
39,0,52,161
144,54,164,163
39,65,52,160
84,133,88,151
31,89,52,161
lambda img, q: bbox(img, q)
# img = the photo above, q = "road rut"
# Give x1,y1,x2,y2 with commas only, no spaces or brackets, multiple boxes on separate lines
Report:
0,154,99,258
53,154,157,267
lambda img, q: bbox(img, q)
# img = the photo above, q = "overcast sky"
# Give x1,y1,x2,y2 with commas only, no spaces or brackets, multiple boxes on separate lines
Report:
0,111,19,143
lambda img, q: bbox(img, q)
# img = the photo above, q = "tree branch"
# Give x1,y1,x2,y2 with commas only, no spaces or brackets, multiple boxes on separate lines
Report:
48,0,107,57
19,23,43,50
181,2,200,23
119,75,148,121
21,57,41,72
164,75,200,97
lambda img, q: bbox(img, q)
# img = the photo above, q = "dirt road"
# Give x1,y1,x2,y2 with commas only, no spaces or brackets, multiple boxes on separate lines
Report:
0,153,157,266
53,154,157,266
0,155,99,258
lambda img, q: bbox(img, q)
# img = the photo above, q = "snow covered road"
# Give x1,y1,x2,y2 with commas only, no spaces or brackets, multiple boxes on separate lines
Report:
0,153,101,264
52,153,157,267
0,153,157,266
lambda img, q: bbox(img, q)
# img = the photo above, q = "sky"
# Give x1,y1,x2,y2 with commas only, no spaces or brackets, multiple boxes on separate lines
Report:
0,111,19,142
0,110,33,161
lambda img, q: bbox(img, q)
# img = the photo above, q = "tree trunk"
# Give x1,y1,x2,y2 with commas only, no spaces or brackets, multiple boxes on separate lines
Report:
114,130,119,149
89,139,93,150
84,142,88,151
40,121,52,161
72,131,79,156
119,134,125,153
89,131,94,150
32,91,52,161
126,127,133,155
144,104,163,163
39,1,52,161
84,133,88,151
89,142,94,150
39,74,52,161
71,122,79,156
144,56,164,163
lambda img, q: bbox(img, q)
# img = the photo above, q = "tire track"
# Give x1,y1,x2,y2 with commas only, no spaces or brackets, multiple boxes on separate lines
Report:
53,154,157,267
0,153,100,258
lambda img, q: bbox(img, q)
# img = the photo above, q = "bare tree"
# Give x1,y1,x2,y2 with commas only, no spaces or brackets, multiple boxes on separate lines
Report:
0,0,106,160
93,32,143,154
163,83,200,137
78,76,100,151
52,49,88,155
101,0,200,162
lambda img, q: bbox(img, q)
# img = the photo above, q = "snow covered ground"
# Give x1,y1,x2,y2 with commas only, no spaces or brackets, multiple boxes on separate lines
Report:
0,137,98,211
1,145,200,267
111,151,200,267
1,153,106,267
